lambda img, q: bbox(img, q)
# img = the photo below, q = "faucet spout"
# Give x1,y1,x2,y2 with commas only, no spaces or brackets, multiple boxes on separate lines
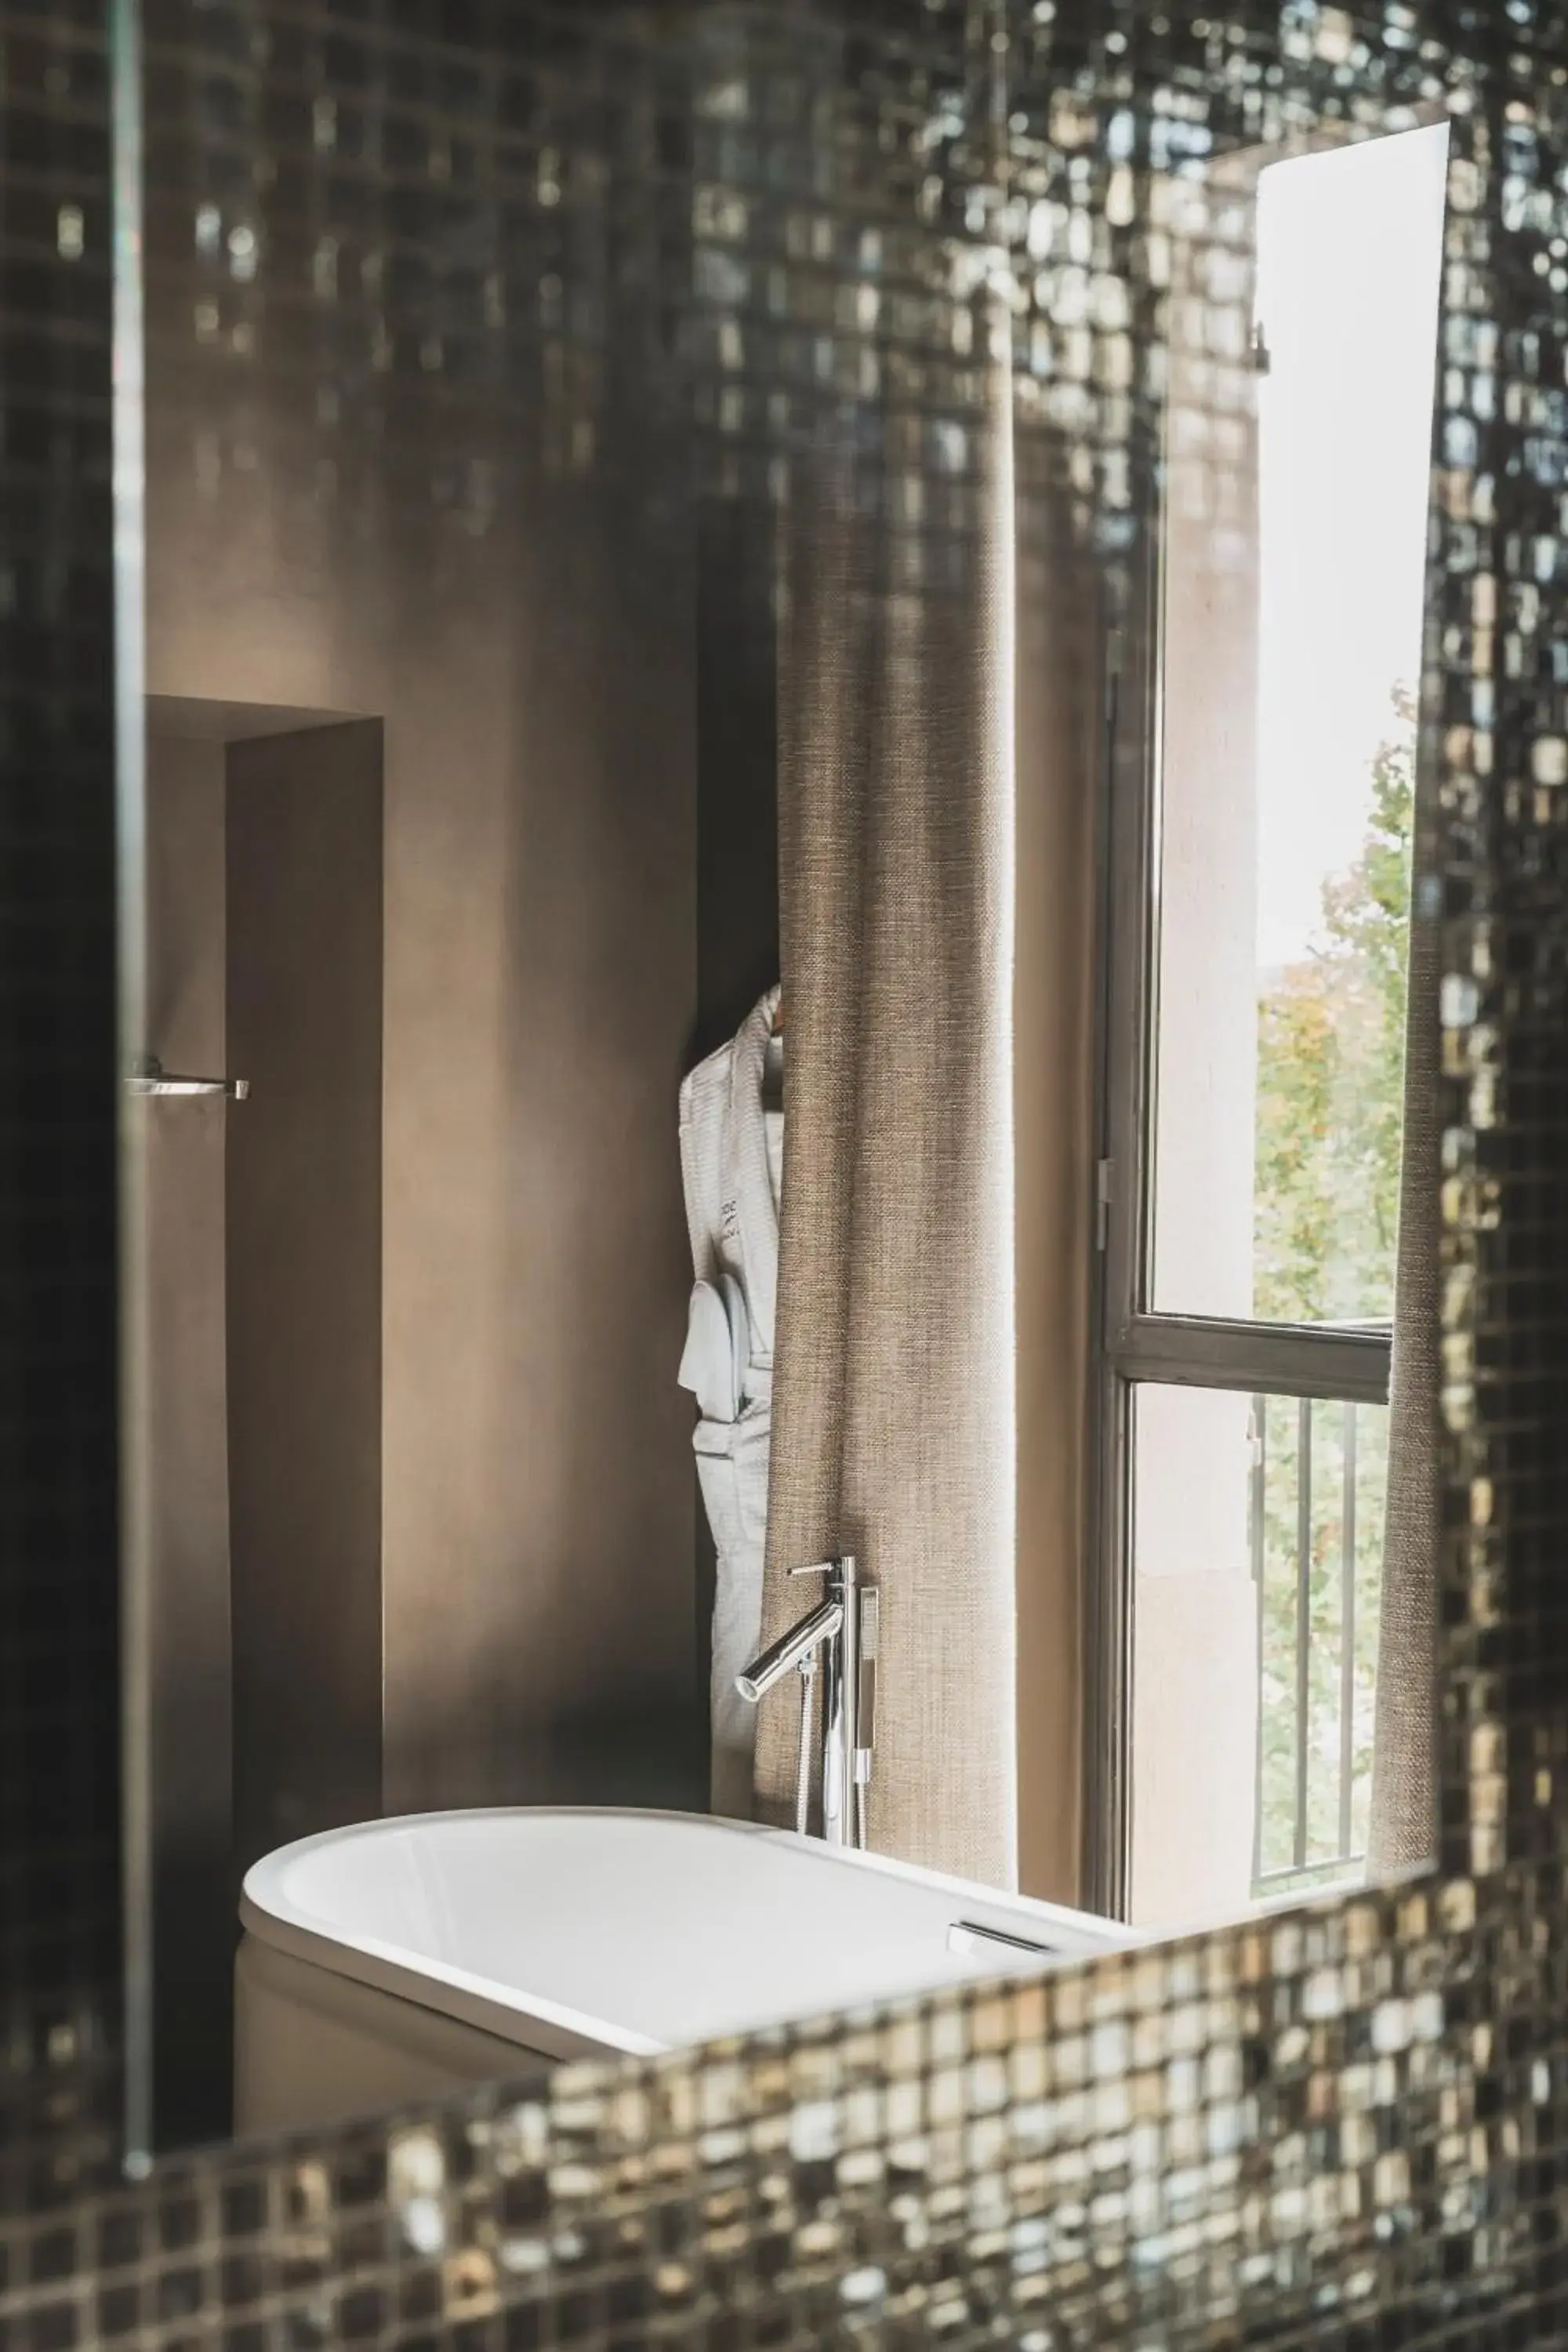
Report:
736,1599,844,1702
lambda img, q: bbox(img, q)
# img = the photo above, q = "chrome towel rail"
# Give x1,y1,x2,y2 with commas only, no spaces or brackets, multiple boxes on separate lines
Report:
127,1054,249,1100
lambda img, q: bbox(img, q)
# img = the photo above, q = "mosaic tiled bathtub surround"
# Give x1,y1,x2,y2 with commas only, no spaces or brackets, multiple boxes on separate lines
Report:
4,0,1568,2343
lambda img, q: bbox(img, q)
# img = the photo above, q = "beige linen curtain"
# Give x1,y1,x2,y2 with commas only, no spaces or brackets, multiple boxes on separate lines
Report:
752,310,1019,1889
1367,757,1442,1876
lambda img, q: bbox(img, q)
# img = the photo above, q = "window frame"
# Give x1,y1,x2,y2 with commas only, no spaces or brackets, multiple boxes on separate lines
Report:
1079,146,1410,1915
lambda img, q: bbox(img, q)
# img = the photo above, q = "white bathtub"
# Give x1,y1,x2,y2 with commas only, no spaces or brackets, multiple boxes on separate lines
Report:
236,1808,1128,2133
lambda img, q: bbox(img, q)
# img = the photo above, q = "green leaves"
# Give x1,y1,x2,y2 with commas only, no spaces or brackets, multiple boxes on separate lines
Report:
1253,688,1415,1326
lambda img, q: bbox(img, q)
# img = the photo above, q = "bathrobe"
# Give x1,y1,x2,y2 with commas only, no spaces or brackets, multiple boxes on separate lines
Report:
678,984,782,1817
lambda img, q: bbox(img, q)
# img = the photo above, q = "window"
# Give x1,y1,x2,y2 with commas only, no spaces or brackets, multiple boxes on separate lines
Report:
1093,124,1450,1928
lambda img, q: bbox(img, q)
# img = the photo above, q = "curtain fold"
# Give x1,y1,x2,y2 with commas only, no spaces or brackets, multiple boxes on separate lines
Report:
753,305,1019,1889
1367,750,1443,1878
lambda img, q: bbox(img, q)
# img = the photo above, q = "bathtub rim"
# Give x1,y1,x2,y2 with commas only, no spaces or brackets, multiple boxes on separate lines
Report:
241,1806,1125,2064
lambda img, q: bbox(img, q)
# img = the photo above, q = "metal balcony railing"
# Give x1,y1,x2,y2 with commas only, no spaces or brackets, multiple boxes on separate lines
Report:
1250,1394,1376,1896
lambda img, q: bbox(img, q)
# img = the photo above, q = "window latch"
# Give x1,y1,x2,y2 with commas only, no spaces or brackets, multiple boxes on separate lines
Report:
1095,1158,1113,1252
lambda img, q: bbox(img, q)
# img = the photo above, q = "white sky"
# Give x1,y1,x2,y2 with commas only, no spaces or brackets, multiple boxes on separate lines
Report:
1254,122,1450,971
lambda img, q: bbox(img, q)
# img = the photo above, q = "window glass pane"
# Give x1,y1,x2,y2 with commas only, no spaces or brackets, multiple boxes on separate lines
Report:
1253,1394,1388,1892
1149,125,1447,1323
1128,1383,1388,1929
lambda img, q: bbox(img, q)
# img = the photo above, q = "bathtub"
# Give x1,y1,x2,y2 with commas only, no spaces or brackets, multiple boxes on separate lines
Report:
236,1808,1129,2133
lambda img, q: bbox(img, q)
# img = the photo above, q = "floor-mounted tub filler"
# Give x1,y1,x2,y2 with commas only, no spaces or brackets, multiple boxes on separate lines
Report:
237,1808,1131,2132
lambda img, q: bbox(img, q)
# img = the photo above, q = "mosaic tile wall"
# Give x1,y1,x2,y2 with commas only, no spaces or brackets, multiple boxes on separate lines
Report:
5,0,1568,2346
0,0,125,2223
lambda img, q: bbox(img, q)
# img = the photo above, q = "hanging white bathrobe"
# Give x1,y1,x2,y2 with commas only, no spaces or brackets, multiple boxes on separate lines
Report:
678,984,782,1818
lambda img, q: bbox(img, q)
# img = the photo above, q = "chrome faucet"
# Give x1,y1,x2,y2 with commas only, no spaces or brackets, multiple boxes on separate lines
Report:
737,1555,880,1849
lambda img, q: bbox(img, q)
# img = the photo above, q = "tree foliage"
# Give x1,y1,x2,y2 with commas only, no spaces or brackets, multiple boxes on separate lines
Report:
1253,686,1416,1325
